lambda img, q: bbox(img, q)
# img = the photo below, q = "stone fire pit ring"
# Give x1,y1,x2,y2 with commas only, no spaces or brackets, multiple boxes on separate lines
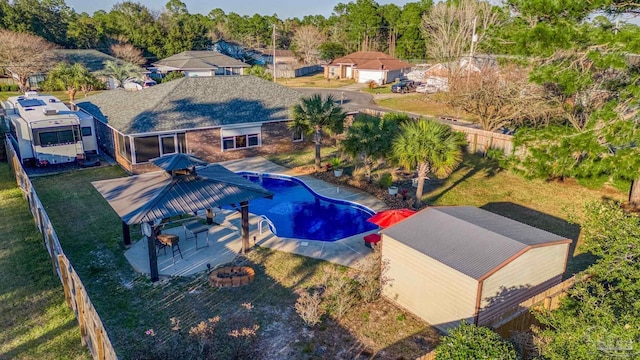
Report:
209,266,255,287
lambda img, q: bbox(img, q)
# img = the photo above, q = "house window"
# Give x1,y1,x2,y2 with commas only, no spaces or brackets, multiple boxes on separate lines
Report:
221,126,261,151
222,133,260,150
81,127,92,136
117,133,132,161
160,135,176,155
133,136,160,163
292,129,303,142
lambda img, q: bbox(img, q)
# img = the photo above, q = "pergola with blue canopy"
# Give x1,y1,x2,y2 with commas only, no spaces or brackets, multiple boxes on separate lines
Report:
92,154,273,281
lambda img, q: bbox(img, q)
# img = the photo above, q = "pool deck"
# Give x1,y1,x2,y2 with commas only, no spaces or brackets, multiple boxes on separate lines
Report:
124,157,388,278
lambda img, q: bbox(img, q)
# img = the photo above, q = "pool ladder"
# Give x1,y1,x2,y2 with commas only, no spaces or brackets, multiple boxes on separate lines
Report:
258,215,276,235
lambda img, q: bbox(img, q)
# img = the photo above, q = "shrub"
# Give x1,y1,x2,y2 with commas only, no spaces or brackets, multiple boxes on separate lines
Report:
322,267,358,319
434,321,520,360
377,172,393,188
295,289,324,327
0,84,9,91
9,84,19,91
163,71,185,82
367,80,377,89
351,252,392,303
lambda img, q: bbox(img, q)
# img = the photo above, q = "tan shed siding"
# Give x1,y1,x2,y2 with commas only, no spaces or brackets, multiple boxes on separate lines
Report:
478,244,568,322
382,236,478,332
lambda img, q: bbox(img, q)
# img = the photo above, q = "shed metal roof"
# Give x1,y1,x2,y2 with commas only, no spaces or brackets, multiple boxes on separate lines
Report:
92,164,273,225
75,76,303,134
381,206,570,280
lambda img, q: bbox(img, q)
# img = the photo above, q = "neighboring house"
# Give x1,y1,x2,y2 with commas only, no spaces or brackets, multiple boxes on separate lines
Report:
324,51,412,84
9,49,122,89
152,51,250,77
381,206,571,333
74,76,305,174
2,91,97,165
421,57,500,92
254,49,298,65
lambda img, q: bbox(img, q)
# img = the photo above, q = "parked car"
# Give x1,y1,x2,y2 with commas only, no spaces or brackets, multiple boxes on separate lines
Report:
391,80,416,93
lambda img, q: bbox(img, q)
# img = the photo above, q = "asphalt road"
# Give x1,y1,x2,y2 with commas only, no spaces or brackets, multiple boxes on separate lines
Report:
295,87,388,113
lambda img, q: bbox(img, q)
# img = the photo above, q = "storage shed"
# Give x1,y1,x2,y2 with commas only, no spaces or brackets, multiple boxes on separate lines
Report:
381,206,571,333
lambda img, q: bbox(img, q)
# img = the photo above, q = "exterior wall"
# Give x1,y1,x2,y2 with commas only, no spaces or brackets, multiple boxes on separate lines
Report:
186,121,308,165
382,236,478,333
99,120,309,174
478,244,569,324
185,70,213,77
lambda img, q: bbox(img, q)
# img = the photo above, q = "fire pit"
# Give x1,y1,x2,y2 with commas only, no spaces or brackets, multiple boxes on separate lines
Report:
209,266,255,287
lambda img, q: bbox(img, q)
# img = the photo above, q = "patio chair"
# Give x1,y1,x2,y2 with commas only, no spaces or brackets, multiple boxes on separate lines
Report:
183,220,211,250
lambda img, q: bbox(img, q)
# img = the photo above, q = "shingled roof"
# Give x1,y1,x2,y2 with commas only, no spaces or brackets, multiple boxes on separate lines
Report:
329,51,412,71
153,51,250,70
53,49,122,73
381,206,571,280
74,76,303,134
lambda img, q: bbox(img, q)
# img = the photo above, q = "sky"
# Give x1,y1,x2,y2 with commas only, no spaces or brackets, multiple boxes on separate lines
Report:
65,0,414,18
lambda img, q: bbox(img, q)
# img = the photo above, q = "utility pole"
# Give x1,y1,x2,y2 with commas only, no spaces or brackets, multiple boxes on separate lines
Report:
272,24,277,83
466,16,478,87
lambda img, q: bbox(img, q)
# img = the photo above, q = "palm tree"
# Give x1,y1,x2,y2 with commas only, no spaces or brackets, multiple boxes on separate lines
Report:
43,62,96,102
290,94,346,170
392,119,467,208
100,60,143,88
342,113,401,182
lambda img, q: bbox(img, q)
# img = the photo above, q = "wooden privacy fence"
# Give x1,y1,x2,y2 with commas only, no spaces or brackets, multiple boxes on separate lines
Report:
358,108,516,156
481,275,580,338
5,138,118,360
414,276,580,359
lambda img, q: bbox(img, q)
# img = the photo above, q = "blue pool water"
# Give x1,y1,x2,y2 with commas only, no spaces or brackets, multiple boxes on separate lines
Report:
234,173,377,241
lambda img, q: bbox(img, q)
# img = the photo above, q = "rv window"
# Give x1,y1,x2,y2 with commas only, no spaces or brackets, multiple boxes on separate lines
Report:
82,127,92,136
39,132,58,146
58,130,75,144
38,129,75,146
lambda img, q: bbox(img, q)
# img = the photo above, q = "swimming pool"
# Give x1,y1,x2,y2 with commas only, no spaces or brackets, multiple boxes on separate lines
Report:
233,172,378,241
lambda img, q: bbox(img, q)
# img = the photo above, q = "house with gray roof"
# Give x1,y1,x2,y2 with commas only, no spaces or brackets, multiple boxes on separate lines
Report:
152,51,250,77
74,76,305,173
380,206,571,333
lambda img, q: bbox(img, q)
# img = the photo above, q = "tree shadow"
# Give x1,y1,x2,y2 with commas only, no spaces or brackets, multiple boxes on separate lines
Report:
424,155,503,205
480,202,591,276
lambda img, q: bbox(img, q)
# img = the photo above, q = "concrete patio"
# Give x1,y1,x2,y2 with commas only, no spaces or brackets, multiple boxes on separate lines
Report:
124,157,388,278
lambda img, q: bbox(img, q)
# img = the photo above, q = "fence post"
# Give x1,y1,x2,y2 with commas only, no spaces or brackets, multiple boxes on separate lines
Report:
96,327,105,360
75,276,88,346
47,229,58,277
57,255,72,308
38,208,47,248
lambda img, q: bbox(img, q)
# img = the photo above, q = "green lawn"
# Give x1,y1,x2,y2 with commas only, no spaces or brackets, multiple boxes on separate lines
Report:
276,73,356,88
0,163,90,360
375,93,474,121
29,164,435,358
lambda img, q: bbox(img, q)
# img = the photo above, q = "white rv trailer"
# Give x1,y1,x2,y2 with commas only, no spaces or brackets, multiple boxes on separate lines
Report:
3,92,96,165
